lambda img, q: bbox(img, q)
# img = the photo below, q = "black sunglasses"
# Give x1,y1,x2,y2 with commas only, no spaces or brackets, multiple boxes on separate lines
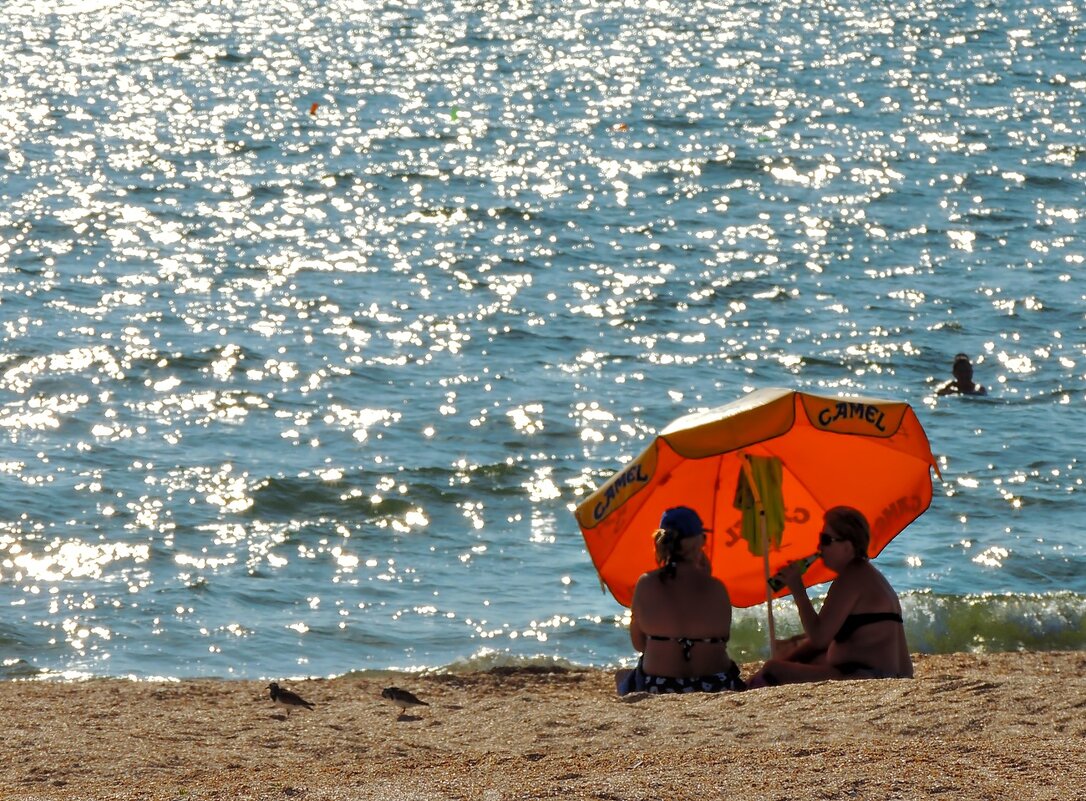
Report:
819,532,847,548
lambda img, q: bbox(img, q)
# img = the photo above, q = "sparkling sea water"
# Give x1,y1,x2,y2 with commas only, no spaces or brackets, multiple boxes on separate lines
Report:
2,0,1085,680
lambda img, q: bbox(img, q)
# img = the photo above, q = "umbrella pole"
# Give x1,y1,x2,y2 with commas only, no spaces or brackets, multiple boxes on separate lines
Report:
761,515,776,655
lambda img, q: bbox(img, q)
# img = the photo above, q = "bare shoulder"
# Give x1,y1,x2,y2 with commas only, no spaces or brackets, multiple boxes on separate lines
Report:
824,562,869,599
846,561,902,607
632,570,663,600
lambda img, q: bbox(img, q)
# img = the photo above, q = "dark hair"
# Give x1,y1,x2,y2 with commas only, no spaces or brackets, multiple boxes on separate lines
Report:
653,526,692,581
952,354,973,380
824,506,870,560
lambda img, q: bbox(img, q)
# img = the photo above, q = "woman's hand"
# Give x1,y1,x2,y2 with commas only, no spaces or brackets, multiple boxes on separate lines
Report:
771,634,805,659
780,560,808,592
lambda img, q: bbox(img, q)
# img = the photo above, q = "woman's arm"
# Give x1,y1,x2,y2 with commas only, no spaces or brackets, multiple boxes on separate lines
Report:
629,576,648,652
716,578,733,638
781,562,820,637
781,637,828,664
629,610,646,652
784,564,860,649
788,581,822,640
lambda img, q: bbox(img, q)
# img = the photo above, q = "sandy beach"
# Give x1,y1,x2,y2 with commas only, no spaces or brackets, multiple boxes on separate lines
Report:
5,651,1085,801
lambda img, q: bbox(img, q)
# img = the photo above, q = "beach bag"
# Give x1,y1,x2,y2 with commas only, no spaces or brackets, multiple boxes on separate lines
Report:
615,656,647,695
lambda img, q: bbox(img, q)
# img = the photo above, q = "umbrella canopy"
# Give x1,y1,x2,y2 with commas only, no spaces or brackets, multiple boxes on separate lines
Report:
574,387,939,608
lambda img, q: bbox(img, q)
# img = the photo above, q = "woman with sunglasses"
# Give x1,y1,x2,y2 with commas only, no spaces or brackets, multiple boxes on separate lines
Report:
749,506,913,687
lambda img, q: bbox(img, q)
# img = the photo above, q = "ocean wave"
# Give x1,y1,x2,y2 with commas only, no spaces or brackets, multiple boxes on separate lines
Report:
340,651,587,680
729,591,1086,663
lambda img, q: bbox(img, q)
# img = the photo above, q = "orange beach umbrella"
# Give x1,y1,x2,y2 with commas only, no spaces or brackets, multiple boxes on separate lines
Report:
574,388,939,609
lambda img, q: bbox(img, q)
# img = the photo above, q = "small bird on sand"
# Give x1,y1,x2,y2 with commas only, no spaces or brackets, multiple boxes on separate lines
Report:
267,682,315,713
381,686,428,715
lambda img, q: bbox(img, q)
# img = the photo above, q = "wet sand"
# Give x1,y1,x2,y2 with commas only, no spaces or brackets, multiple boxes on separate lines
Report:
5,651,1085,800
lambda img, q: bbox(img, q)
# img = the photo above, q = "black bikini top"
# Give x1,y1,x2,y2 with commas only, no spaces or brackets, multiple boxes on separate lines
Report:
646,634,729,661
833,612,904,643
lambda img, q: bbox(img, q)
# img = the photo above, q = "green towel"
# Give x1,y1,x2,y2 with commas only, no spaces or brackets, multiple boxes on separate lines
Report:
733,455,785,556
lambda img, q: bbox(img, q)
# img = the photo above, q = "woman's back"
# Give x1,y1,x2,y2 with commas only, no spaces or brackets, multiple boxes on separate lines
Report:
825,561,912,678
633,564,733,678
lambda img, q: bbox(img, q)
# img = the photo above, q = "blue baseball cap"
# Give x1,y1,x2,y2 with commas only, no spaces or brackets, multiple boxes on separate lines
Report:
659,506,710,538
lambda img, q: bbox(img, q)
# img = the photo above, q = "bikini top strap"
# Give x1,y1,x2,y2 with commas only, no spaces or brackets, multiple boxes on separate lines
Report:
645,634,728,661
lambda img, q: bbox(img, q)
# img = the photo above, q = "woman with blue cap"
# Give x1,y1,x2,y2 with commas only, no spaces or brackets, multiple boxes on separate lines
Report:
621,506,745,694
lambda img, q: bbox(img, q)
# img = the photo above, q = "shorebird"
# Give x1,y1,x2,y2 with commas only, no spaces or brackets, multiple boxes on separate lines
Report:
381,686,429,716
267,682,315,714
